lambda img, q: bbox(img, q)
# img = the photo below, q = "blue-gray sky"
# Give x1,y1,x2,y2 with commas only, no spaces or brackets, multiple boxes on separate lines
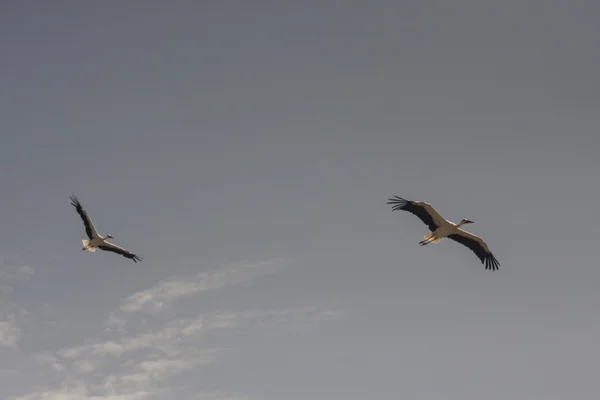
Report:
1,1,600,399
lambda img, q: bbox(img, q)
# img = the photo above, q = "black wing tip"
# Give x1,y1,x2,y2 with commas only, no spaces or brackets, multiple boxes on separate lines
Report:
483,254,500,271
127,254,143,263
70,194,81,208
386,196,410,211
387,195,408,203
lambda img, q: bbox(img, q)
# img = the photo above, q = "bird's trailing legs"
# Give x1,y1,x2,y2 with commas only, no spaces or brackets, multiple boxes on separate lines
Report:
81,239,96,252
420,233,440,246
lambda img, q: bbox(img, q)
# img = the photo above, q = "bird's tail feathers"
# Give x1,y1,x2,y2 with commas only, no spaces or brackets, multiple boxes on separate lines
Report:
82,239,96,252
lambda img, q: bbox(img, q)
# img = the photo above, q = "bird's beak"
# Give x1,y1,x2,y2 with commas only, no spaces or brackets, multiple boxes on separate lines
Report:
466,220,474,224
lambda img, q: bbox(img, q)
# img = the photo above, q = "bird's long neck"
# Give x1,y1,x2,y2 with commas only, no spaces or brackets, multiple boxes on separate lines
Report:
455,221,467,228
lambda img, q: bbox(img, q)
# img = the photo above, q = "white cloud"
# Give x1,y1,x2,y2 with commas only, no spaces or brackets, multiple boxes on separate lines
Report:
11,258,342,400
194,392,255,400
36,305,339,400
132,348,220,381
0,307,30,350
10,386,256,400
0,319,20,349
0,263,35,349
60,306,337,361
0,307,32,350
9,382,151,400
95,348,223,398
0,369,20,377
74,360,95,375
34,353,65,372
119,259,285,314
0,264,35,281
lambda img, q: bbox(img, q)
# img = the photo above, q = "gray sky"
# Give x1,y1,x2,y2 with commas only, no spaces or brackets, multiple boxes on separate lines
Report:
1,1,600,399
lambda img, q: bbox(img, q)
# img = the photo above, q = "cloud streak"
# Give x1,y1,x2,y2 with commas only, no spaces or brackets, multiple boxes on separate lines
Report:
0,318,20,349
62,306,337,361
119,259,286,315
0,264,35,282
193,392,255,400
11,258,342,400
0,263,34,349
18,306,338,399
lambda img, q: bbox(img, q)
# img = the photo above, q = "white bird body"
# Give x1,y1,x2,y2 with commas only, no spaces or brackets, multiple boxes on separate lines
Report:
70,195,142,263
82,236,132,254
387,196,499,271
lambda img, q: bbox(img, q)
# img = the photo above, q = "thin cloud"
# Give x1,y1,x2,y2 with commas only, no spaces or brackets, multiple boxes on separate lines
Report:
119,259,286,314
98,348,223,398
0,306,32,350
0,264,35,281
194,392,255,400
61,306,335,360
0,263,34,350
24,306,340,399
0,319,20,349
10,385,257,400
11,258,342,400
124,349,221,383
34,353,65,372
9,383,151,400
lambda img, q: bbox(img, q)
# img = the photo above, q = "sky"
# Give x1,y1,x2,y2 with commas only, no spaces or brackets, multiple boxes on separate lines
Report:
1,1,600,399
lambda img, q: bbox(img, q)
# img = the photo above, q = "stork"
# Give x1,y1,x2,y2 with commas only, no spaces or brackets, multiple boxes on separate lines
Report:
70,195,142,263
387,196,499,271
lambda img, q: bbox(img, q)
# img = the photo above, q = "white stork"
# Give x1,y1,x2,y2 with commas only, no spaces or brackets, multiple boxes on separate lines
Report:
70,195,142,263
387,196,499,271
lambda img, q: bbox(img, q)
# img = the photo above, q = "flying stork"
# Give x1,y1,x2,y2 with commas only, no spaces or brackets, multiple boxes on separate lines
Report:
387,196,499,271
70,195,142,263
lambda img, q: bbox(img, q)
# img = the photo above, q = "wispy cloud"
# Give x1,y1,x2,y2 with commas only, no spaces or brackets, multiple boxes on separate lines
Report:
0,263,34,350
0,318,20,349
97,348,223,398
62,306,337,361
11,258,342,400
0,264,35,281
17,305,336,399
193,392,255,400
10,382,151,400
118,259,286,315
11,386,254,400
34,353,65,373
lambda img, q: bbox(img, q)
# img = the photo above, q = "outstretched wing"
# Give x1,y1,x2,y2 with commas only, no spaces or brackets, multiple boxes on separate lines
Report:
70,195,99,240
98,241,142,263
387,196,444,232
447,229,500,271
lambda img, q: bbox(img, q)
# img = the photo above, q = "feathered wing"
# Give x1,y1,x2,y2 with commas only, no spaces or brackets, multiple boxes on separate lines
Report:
70,195,99,240
447,229,500,271
97,241,142,263
387,196,445,232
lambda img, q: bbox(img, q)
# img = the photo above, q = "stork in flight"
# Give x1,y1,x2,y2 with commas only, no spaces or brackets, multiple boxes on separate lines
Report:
387,196,499,271
70,195,142,263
